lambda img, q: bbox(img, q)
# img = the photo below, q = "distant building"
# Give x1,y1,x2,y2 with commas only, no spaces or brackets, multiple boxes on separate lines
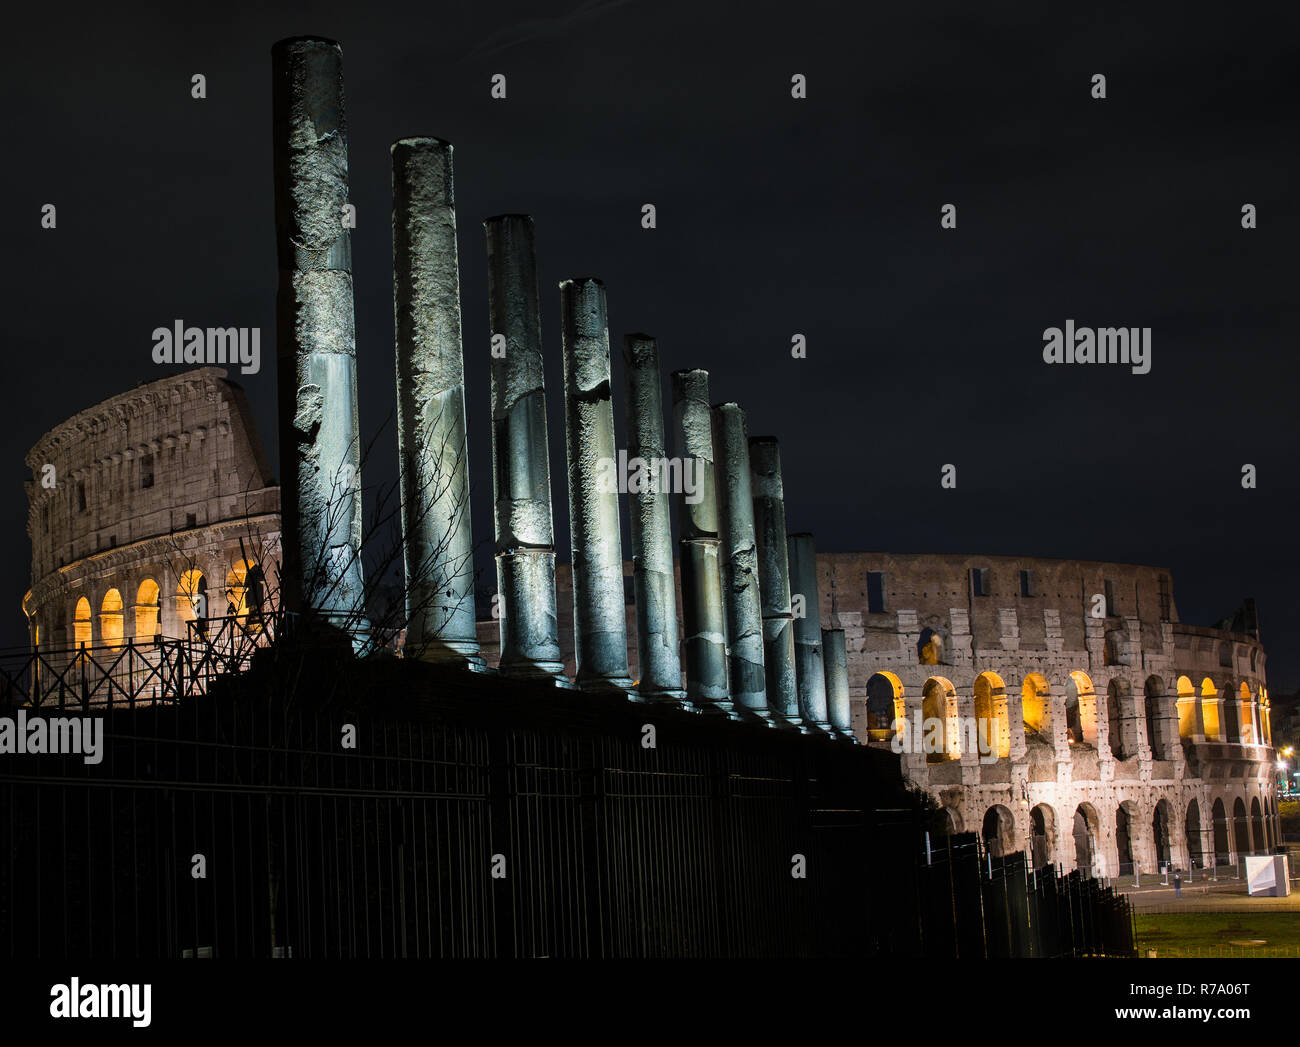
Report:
22,367,281,651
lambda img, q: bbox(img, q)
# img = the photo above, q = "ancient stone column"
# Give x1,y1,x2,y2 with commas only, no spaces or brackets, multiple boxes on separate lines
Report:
623,335,685,701
711,403,768,717
787,532,831,731
390,137,480,666
560,278,634,691
484,215,565,678
748,437,799,725
271,37,368,640
822,627,855,739
670,370,731,712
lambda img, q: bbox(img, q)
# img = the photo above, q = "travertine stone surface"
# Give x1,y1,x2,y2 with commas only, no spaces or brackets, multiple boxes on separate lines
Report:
787,531,830,731
748,437,798,725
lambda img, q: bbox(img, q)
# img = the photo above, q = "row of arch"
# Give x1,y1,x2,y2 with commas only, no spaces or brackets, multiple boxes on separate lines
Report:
958,794,1278,873
63,561,265,648
867,670,1272,762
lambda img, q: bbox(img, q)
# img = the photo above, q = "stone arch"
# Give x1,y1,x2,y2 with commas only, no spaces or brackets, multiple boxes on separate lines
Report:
134,578,161,640
917,625,950,665
1073,803,1100,877
865,671,904,742
1152,799,1172,868
1065,670,1097,745
1251,797,1265,854
981,804,1017,859
1115,801,1140,873
1238,683,1254,744
1200,678,1223,741
177,569,208,635
1211,798,1230,863
1021,672,1052,737
100,588,125,648
921,676,958,762
1175,675,1197,738
1030,803,1056,868
973,670,1010,759
1222,683,1241,743
226,558,266,625
1232,797,1249,856
1107,678,1136,760
1185,799,1204,871
73,596,93,647
1144,675,1173,760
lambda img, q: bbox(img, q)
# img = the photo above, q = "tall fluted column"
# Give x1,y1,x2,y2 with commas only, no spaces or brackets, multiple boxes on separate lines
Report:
560,278,634,691
624,335,685,701
670,370,731,713
787,532,830,731
823,627,855,740
711,403,768,717
484,215,565,678
272,36,367,640
749,437,799,725
390,137,480,665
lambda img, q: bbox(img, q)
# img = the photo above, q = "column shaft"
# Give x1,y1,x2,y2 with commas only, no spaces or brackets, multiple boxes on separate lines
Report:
271,36,367,639
484,215,564,676
391,137,479,664
670,370,731,711
712,403,767,716
748,437,798,724
560,278,633,690
822,627,855,738
787,531,830,730
623,335,685,699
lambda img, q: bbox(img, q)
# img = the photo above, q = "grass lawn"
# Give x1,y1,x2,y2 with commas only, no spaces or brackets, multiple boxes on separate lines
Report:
1137,912,1300,956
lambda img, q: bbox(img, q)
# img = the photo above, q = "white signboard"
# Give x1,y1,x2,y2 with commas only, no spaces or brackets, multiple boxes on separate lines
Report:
1245,854,1290,897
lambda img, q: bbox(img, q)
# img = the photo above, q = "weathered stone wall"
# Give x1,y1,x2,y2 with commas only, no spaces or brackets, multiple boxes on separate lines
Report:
23,368,281,648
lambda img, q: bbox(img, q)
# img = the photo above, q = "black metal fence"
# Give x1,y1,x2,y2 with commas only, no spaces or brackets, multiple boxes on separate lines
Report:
0,646,1134,959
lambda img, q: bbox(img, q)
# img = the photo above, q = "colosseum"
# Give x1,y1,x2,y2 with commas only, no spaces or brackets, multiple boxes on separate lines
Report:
22,367,281,667
24,369,1277,881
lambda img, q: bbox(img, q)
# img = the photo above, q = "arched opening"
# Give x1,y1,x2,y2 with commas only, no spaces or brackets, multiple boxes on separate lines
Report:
1066,671,1096,744
1222,686,1240,744
1232,797,1249,857
1251,797,1266,854
1073,804,1098,878
135,579,161,640
1116,803,1135,874
1021,672,1051,737
981,805,1016,859
1200,679,1222,741
1107,678,1134,760
1152,800,1172,869
1030,804,1056,868
1175,676,1197,738
177,570,208,636
1211,798,1230,864
100,589,124,648
917,626,948,665
1144,676,1171,760
73,597,93,647
226,559,265,626
1239,683,1254,744
921,676,957,762
864,671,904,743
973,670,1010,759
1185,799,1204,872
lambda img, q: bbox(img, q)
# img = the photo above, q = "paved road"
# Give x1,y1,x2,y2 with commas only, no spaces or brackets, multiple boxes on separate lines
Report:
1118,876,1300,912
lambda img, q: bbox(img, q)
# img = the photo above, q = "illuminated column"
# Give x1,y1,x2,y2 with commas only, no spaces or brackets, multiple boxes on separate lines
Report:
822,627,855,740
623,335,685,700
786,532,830,732
670,370,731,712
484,214,565,678
711,403,769,718
747,436,797,724
271,36,367,640
390,137,480,666
560,278,634,691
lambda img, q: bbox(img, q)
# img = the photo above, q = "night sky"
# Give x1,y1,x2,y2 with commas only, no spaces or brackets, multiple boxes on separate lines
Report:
8,2,1299,685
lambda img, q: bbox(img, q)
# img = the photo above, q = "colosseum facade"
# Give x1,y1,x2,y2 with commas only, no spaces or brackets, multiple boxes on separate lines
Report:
23,367,281,658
